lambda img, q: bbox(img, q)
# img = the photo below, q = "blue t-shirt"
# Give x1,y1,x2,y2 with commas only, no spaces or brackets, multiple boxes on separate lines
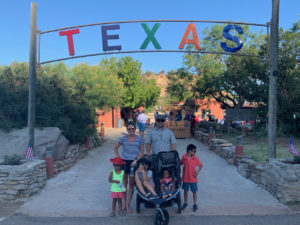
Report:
119,135,144,160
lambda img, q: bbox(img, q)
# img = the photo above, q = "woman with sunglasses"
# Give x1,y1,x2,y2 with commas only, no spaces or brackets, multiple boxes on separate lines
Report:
114,121,144,214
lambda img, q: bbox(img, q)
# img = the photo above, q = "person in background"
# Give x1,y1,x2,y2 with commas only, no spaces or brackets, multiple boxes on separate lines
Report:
169,111,175,121
114,122,144,214
165,110,170,120
175,110,182,121
137,110,148,138
184,111,191,121
154,108,159,120
154,108,159,128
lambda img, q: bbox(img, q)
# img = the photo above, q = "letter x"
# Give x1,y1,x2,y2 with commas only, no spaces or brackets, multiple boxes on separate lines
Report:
140,23,162,50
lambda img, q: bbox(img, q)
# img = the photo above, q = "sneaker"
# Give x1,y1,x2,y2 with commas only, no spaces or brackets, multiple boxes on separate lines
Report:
149,194,159,200
181,203,188,210
145,192,151,198
193,204,198,212
161,193,168,199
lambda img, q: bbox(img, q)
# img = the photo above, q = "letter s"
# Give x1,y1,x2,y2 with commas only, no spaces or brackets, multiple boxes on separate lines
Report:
221,24,243,52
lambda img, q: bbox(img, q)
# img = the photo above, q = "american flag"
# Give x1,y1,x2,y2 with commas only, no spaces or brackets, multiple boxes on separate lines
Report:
25,142,34,160
289,136,298,156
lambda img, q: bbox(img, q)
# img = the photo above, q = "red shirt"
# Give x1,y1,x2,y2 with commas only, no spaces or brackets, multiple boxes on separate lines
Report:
180,154,202,183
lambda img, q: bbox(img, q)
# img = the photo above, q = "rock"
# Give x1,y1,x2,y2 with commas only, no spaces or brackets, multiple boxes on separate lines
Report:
52,134,69,160
0,127,70,161
211,139,229,144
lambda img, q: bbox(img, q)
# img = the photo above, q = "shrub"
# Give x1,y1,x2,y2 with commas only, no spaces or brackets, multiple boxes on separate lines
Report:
293,155,300,164
4,154,21,165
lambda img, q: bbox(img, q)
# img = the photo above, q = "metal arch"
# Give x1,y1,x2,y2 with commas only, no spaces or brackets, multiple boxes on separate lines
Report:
39,50,267,65
37,19,270,65
39,19,269,34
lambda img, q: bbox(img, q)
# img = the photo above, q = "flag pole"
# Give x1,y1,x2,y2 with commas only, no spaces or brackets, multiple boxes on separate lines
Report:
28,2,37,153
267,0,279,159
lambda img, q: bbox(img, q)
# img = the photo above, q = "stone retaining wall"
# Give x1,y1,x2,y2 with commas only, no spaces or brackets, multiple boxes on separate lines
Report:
195,130,300,203
0,160,46,202
0,144,89,202
53,145,87,174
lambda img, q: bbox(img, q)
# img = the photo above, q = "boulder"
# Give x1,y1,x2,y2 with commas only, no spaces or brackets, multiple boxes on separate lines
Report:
0,127,69,161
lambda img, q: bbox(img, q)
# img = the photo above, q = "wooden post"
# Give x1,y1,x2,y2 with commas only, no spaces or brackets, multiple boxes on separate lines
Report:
28,2,37,152
267,0,279,159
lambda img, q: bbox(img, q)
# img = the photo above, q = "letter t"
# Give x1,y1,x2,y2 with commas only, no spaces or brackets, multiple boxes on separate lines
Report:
59,29,80,56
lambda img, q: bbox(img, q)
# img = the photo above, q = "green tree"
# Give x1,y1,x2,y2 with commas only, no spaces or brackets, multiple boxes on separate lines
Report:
36,63,95,143
68,60,124,110
276,23,300,135
140,77,160,108
0,62,29,130
183,24,267,109
117,56,160,109
166,68,194,102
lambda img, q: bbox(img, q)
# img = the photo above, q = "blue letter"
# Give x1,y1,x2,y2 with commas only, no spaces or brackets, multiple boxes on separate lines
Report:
101,25,121,51
221,24,243,52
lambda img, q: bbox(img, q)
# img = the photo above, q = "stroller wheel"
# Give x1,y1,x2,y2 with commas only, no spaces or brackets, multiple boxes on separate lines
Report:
136,194,141,213
176,193,182,214
154,208,169,225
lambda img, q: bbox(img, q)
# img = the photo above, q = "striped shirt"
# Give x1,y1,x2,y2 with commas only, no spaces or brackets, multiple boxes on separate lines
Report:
119,135,144,160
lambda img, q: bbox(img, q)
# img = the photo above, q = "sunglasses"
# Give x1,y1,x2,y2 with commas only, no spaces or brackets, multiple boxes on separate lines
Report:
156,119,165,122
128,127,136,130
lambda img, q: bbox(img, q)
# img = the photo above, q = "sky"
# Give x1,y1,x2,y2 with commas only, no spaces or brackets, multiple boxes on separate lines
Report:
0,0,299,73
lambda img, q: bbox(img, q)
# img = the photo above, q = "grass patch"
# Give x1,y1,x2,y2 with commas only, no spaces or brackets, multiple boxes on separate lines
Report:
217,130,299,162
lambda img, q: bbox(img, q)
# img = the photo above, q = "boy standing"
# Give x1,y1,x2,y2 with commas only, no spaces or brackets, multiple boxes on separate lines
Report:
180,144,203,212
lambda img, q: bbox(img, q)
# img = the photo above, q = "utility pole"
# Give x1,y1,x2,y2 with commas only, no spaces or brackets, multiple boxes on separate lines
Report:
267,0,279,159
28,2,37,152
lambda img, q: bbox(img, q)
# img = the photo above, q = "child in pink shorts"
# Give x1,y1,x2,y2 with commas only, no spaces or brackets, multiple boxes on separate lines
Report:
109,157,126,217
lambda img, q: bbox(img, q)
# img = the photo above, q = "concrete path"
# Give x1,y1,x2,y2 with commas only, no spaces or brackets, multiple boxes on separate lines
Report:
18,128,291,217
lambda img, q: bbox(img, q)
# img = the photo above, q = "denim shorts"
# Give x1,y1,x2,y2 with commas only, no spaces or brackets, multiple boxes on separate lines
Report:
182,182,198,192
138,123,147,132
122,160,134,174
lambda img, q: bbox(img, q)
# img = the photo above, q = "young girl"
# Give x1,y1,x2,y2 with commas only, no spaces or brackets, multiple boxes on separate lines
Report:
160,169,176,199
109,157,126,217
135,159,159,199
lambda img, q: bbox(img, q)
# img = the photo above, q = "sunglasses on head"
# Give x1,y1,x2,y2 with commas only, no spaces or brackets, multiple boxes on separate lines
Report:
156,119,165,122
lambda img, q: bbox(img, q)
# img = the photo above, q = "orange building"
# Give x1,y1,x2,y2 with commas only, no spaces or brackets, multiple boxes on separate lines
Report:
195,99,224,120
96,107,121,128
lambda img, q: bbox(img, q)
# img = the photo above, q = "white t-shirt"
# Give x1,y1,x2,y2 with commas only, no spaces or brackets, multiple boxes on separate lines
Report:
137,113,148,123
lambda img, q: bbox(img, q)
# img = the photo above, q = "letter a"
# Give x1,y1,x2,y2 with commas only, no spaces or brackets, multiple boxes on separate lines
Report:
178,23,201,50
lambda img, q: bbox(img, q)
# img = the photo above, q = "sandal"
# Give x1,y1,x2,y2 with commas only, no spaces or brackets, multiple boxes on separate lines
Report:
119,211,126,216
110,212,116,217
127,208,134,214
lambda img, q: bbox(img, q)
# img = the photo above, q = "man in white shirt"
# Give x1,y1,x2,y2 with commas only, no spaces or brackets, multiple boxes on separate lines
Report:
137,110,148,138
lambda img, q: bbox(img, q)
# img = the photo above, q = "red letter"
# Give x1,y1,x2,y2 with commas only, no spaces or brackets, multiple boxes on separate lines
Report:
59,29,80,56
178,23,201,50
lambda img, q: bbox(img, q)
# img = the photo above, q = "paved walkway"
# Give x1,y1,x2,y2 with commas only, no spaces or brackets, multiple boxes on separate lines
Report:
18,128,291,217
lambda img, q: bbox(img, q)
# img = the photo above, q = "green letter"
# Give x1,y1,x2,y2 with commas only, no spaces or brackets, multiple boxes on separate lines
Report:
140,23,162,49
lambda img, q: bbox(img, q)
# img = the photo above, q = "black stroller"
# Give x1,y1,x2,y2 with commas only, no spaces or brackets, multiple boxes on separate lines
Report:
136,151,182,225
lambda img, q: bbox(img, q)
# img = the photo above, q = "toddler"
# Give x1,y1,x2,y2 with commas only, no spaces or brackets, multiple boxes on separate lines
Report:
109,157,126,217
160,169,176,199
